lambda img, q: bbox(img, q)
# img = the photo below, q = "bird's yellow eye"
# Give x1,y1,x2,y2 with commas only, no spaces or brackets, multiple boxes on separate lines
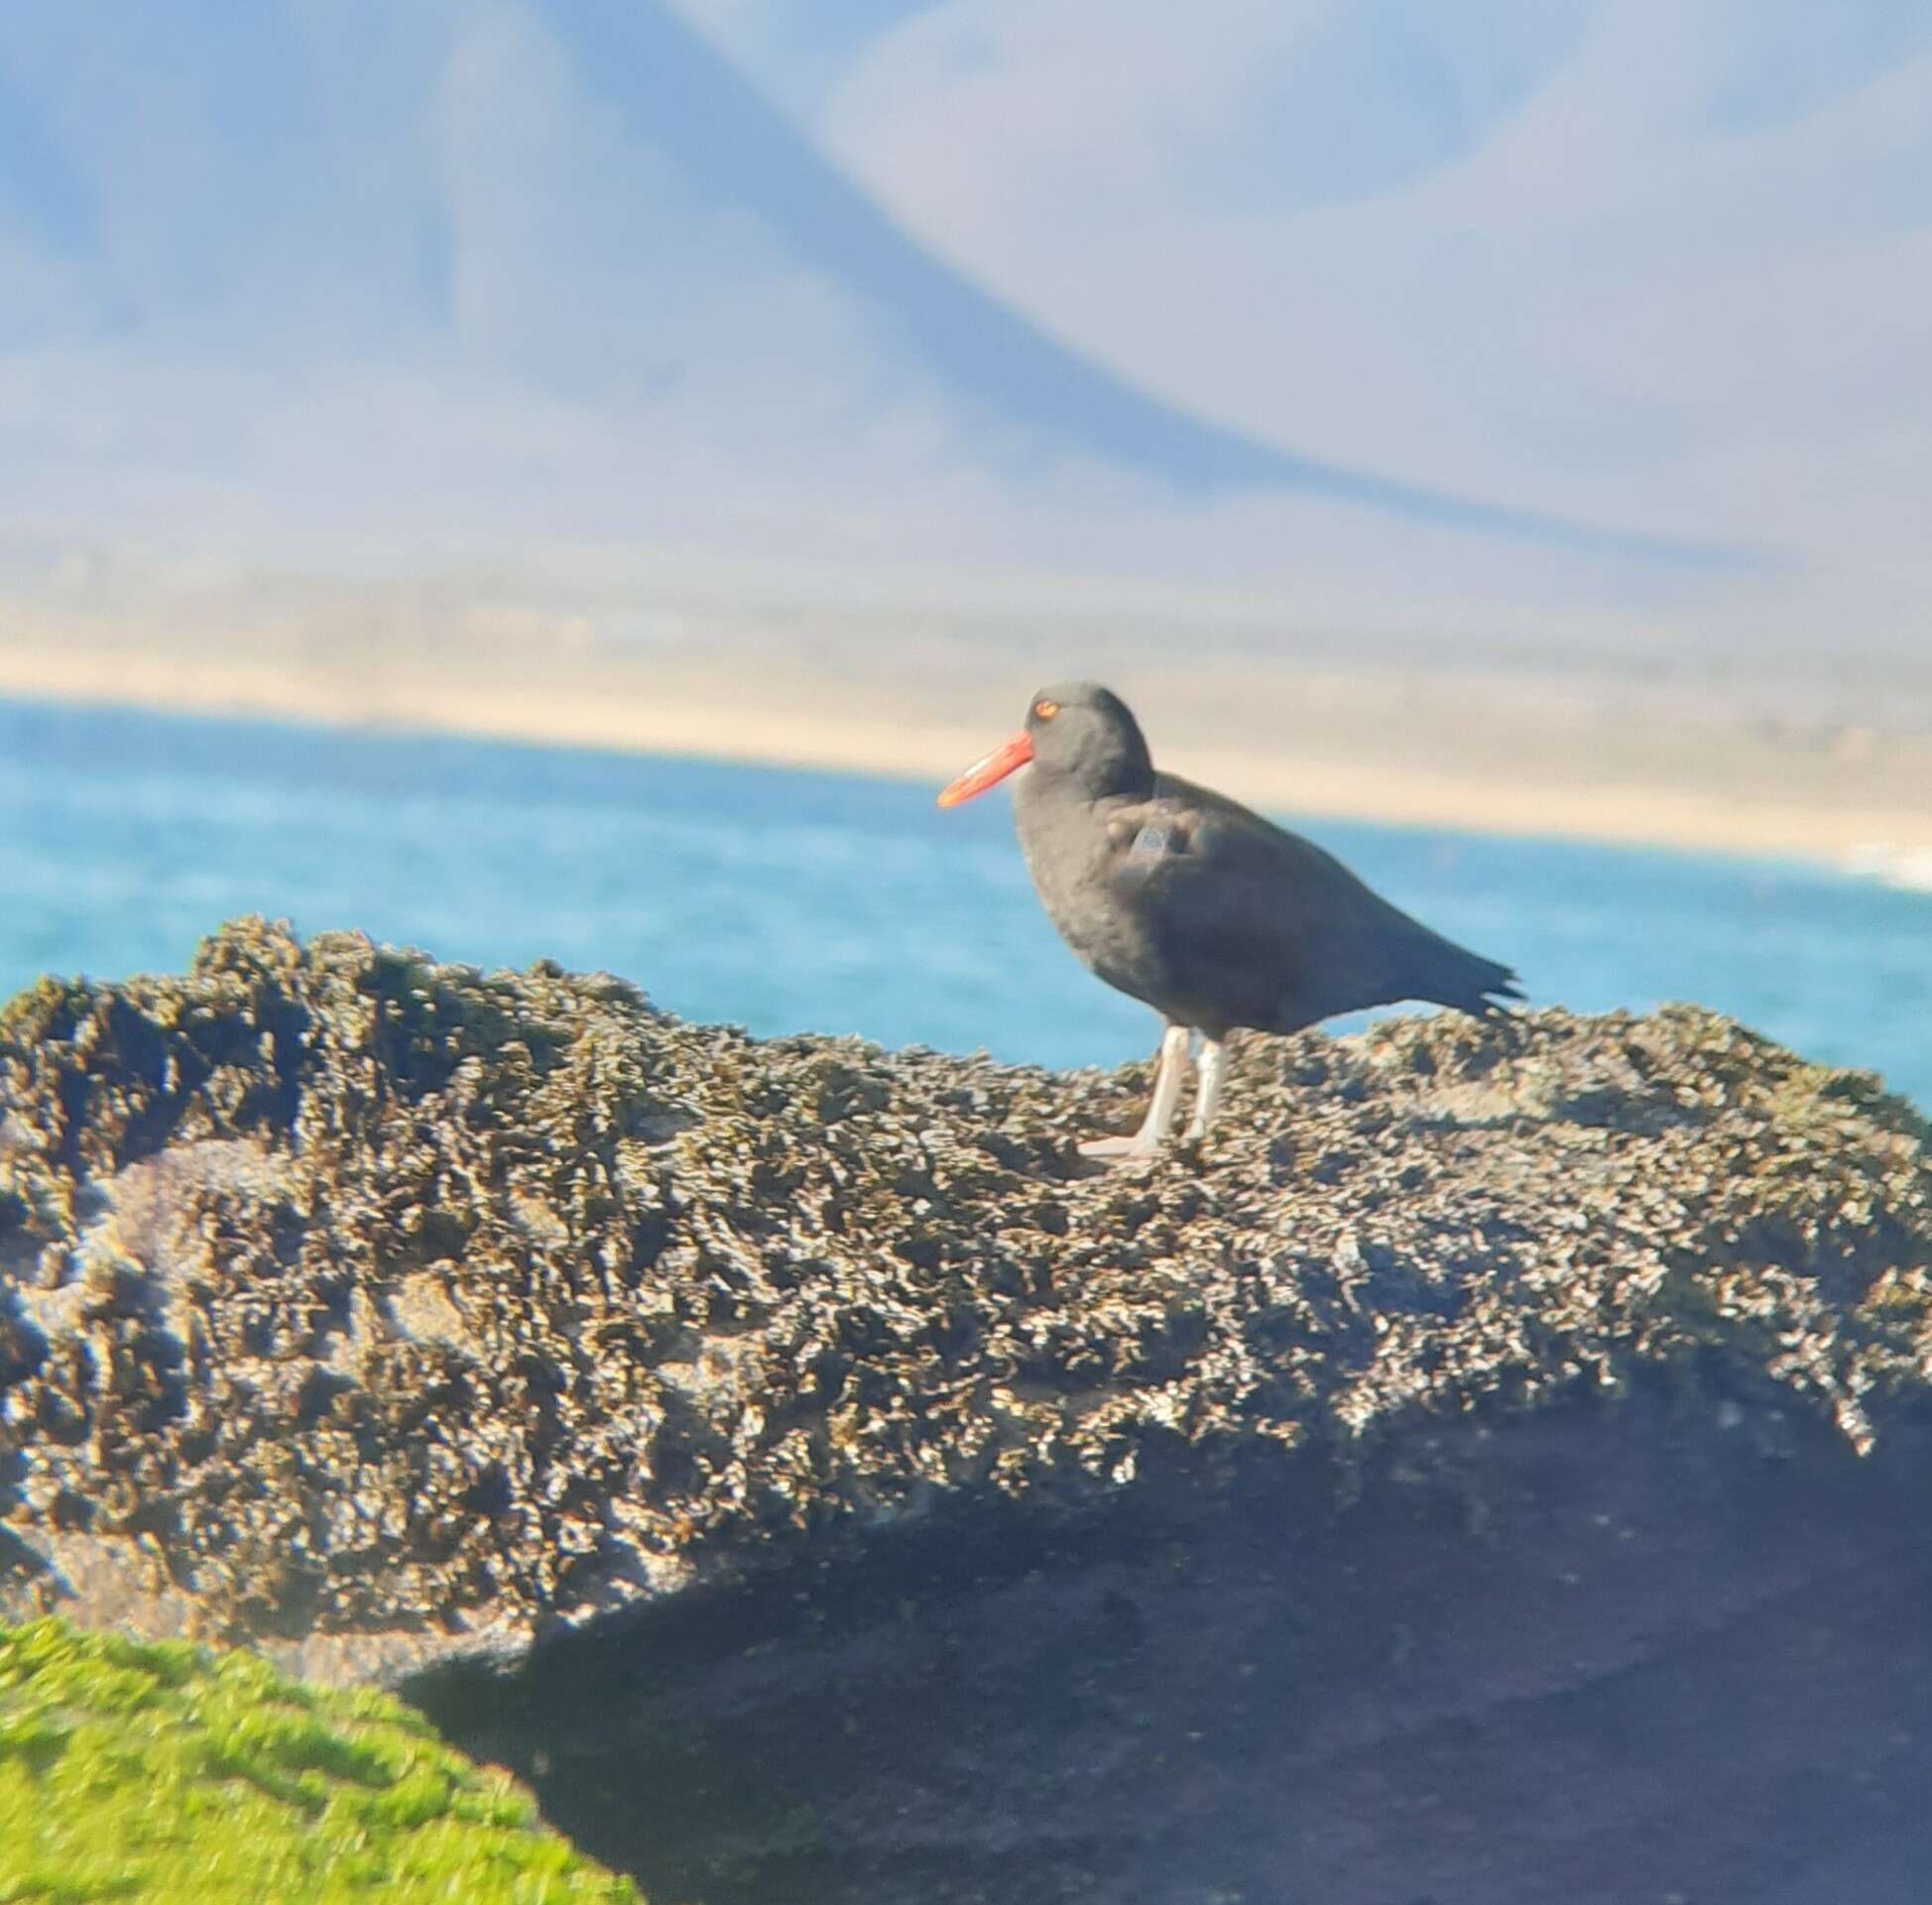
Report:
1034,698,1060,720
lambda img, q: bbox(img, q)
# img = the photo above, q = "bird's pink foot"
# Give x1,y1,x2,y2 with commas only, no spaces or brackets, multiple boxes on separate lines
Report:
1078,1133,1165,1162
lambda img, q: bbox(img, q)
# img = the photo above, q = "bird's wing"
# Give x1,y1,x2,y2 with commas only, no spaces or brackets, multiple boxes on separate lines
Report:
1102,777,1497,1029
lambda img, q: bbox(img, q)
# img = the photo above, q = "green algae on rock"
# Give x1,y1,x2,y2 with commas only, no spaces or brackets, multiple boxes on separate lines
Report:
0,1615,641,1902
0,917,1928,1681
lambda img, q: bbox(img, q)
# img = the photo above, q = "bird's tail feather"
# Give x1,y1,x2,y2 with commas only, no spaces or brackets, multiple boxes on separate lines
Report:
1410,933,1524,1018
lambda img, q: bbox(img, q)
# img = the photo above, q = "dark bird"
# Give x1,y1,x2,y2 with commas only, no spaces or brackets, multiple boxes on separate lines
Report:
938,682,1523,1158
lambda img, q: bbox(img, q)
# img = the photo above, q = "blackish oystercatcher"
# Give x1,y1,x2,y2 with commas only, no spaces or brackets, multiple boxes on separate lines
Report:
938,682,1523,1158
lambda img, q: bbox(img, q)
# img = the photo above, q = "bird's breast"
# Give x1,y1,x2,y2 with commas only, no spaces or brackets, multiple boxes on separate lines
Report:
1015,790,1167,992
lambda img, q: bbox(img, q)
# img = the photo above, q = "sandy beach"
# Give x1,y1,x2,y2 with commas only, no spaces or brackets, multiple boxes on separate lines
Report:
2,580,1927,869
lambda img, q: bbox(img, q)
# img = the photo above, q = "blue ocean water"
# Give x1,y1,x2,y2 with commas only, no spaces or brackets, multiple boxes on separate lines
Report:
0,696,1926,1111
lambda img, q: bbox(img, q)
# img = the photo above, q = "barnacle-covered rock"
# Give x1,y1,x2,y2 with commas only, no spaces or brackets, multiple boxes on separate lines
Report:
3,918,1930,1902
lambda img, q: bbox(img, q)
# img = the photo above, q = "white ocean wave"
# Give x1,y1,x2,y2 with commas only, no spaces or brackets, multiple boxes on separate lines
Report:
1844,845,1932,893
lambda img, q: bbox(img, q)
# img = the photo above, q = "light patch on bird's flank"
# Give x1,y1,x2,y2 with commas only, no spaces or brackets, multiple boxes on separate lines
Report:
1125,822,1177,879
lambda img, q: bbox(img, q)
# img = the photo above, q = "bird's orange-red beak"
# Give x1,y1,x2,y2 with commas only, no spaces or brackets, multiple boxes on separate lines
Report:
937,731,1033,807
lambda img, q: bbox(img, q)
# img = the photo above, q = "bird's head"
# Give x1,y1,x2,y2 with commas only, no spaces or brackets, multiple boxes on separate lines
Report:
937,681,1153,807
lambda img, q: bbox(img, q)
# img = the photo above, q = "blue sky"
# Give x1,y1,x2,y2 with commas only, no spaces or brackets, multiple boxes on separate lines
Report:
0,1,1927,651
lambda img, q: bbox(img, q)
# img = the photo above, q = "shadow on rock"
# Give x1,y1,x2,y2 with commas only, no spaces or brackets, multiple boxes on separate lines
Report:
415,1379,1932,1905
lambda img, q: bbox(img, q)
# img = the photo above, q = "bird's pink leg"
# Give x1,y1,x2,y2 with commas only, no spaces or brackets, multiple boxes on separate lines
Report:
1081,1023,1191,1160
1183,1035,1228,1140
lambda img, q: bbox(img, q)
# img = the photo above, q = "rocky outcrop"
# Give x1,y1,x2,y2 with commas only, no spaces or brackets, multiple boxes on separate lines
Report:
4,919,1930,1901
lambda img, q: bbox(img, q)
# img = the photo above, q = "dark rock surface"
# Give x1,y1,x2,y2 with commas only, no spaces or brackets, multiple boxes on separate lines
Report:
422,1398,1932,1905
4,918,1930,1901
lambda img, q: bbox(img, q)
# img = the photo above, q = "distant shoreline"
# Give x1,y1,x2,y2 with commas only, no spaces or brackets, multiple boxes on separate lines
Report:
3,620,1929,870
